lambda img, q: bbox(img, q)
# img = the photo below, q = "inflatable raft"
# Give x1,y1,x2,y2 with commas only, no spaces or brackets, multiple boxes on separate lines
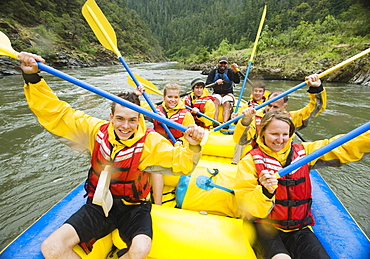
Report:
1,131,369,259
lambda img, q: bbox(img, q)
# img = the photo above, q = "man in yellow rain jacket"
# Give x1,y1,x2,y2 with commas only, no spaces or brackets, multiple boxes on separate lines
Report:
19,52,205,259
233,74,326,152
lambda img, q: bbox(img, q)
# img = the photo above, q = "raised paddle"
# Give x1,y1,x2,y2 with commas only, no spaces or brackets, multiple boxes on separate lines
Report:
272,120,370,189
0,30,209,216
234,5,267,114
82,0,177,144
213,47,370,132
127,74,221,125
0,31,210,141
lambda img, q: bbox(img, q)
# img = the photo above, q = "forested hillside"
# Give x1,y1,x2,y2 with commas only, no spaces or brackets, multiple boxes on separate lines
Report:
0,0,163,63
0,0,369,83
126,0,369,59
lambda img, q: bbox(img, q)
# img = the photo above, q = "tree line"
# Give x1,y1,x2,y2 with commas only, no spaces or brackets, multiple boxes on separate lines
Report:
0,0,369,65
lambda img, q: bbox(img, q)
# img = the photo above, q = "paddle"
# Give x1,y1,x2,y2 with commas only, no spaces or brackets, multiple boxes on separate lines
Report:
0,31,211,138
127,74,221,125
196,169,234,194
82,0,176,144
234,5,267,114
272,121,370,188
213,47,370,132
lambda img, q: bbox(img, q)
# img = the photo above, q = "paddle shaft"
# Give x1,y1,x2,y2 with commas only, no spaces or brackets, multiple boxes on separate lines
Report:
235,62,253,113
184,105,221,125
117,57,176,143
276,120,370,179
213,48,370,132
37,62,188,132
83,0,177,143
235,5,267,113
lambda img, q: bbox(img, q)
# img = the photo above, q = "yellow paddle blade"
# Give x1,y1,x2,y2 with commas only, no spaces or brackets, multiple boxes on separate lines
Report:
0,31,19,59
82,0,120,57
128,74,163,95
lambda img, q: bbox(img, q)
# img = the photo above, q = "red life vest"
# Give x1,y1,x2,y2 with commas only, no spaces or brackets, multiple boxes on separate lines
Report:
250,144,314,230
154,105,188,140
184,95,215,128
247,96,266,108
84,123,153,202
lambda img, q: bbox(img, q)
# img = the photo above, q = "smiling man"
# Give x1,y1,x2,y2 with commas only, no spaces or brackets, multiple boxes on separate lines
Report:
206,56,241,124
233,74,326,150
18,52,205,259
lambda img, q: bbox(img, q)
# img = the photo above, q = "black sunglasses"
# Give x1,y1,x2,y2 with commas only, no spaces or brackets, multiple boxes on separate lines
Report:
219,62,227,65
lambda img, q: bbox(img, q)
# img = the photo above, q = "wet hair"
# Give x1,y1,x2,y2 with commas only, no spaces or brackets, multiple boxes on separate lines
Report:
111,92,140,114
268,91,288,103
163,83,181,97
259,110,296,138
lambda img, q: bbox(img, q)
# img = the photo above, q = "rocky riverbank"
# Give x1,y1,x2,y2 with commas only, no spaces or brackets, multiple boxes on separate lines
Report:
188,49,370,86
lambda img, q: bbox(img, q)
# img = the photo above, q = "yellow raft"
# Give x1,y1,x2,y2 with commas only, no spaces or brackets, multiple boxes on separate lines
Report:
72,131,256,259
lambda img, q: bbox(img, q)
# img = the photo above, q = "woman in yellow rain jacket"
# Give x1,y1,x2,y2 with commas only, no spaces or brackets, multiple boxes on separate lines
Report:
234,111,370,259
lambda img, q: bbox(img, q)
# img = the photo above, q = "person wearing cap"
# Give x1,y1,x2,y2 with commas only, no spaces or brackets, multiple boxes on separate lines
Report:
206,56,241,124
184,78,216,129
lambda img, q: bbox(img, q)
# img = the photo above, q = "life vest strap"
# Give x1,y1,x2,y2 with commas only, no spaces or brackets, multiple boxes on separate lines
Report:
264,215,313,228
275,198,311,207
278,177,305,186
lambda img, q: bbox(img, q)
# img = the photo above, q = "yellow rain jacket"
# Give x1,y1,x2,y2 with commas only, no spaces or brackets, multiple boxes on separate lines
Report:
234,130,370,231
158,99,195,127
24,79,202,176
183,91,216,128
234,89,327,144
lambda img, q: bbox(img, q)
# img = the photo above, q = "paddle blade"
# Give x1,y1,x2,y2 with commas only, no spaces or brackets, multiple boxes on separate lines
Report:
92,165,113,217
0,31,19,59
127,74,163,95
82,0,120,56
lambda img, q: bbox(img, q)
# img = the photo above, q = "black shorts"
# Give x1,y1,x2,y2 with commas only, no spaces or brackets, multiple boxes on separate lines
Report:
65,199,152,253
254,222,330,259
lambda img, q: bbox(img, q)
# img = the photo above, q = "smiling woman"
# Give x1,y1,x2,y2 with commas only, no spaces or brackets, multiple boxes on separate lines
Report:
234,110,370,259
153,83,195,143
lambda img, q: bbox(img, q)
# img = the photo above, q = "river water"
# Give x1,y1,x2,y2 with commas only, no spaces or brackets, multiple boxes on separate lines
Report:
0,62,369,250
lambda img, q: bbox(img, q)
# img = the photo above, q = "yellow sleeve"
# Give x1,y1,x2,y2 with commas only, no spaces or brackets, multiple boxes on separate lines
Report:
290,89,327,130
234,154,274,218
182,111,196,127
303,130,370,168
197,99,215,127
139,131,202,175
233,118,257,145
23,79,106,153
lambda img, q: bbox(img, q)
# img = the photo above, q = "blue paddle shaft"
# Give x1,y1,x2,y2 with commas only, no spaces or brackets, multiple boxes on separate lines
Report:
277,121,370,178
235,61,253,113
213,81,308,131
184,105,220,125
117,56,177,143
37,62,187,132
